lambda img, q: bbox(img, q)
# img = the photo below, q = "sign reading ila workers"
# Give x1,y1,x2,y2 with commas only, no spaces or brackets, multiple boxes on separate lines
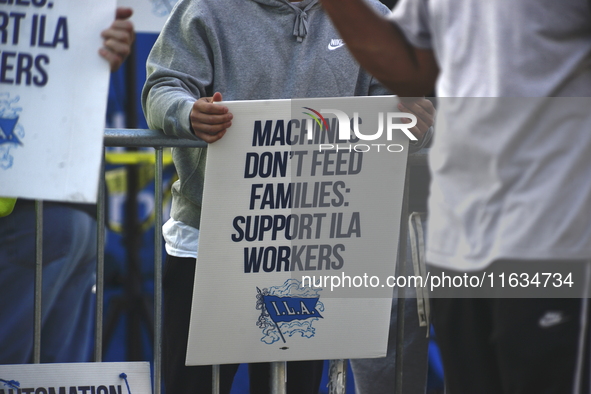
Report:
187,96,410,365
0,0,116,202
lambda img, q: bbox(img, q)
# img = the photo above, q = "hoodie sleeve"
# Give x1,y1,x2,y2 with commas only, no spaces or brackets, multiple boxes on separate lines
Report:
141,0,215,139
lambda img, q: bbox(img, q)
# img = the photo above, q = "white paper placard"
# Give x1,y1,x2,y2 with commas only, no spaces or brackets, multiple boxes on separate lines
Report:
187,96,411,365
0,0,115,202
116,0,179,34
0,362,152,394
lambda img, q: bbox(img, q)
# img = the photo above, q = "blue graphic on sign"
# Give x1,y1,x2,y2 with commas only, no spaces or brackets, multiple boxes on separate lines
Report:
0,117,21,145
0,93,24,170
263,295,323,323
256,279,324,345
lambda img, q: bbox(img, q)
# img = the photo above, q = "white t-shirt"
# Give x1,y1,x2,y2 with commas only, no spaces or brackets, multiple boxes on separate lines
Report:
391,0,591,270
163,218,200,259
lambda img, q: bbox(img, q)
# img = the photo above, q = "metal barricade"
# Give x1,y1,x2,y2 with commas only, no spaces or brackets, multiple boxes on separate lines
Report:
29,128,429,394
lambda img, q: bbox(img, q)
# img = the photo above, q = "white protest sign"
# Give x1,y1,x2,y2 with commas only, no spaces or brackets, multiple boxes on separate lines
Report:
187,96,410,365
116,0,179,34
0,362,151,394
0,0,115,202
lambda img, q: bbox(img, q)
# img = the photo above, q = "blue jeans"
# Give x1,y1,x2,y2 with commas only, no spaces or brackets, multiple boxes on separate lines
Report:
0,201,96,364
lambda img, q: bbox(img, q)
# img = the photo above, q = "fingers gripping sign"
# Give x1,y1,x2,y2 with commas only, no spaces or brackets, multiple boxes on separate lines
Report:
397,98,436,142
100,7,135,72
190,92,234,143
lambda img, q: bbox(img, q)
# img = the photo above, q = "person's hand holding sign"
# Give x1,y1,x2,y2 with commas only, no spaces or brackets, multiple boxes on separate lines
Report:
190,92,234,143
99,7,135,72
398,97,435,146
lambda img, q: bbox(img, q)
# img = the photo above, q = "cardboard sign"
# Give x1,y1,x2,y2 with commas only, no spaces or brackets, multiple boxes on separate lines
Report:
116,0,179,33
0,362,151,394
0,0,115,202
187,96,410,365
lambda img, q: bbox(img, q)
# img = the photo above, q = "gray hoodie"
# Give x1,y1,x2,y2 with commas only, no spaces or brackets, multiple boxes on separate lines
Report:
142,0,391,230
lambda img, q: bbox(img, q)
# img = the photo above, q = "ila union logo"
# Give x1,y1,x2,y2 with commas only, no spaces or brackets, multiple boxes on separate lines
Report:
0,93,24,170
256,279,324,346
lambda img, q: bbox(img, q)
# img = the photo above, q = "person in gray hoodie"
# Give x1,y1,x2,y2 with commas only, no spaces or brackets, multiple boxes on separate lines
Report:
142,0,434,392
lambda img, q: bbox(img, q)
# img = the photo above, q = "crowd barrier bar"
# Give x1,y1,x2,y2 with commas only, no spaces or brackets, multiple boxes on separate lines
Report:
29,128,429,394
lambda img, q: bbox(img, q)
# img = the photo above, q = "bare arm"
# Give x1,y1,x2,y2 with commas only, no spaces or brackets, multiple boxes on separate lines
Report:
320,0,438,96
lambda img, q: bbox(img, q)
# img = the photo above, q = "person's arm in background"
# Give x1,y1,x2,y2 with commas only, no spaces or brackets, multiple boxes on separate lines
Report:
99,7,135,72
320,0,438,97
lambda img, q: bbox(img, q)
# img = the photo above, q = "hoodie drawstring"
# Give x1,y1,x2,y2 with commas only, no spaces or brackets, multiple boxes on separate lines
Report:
286,1,316,42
